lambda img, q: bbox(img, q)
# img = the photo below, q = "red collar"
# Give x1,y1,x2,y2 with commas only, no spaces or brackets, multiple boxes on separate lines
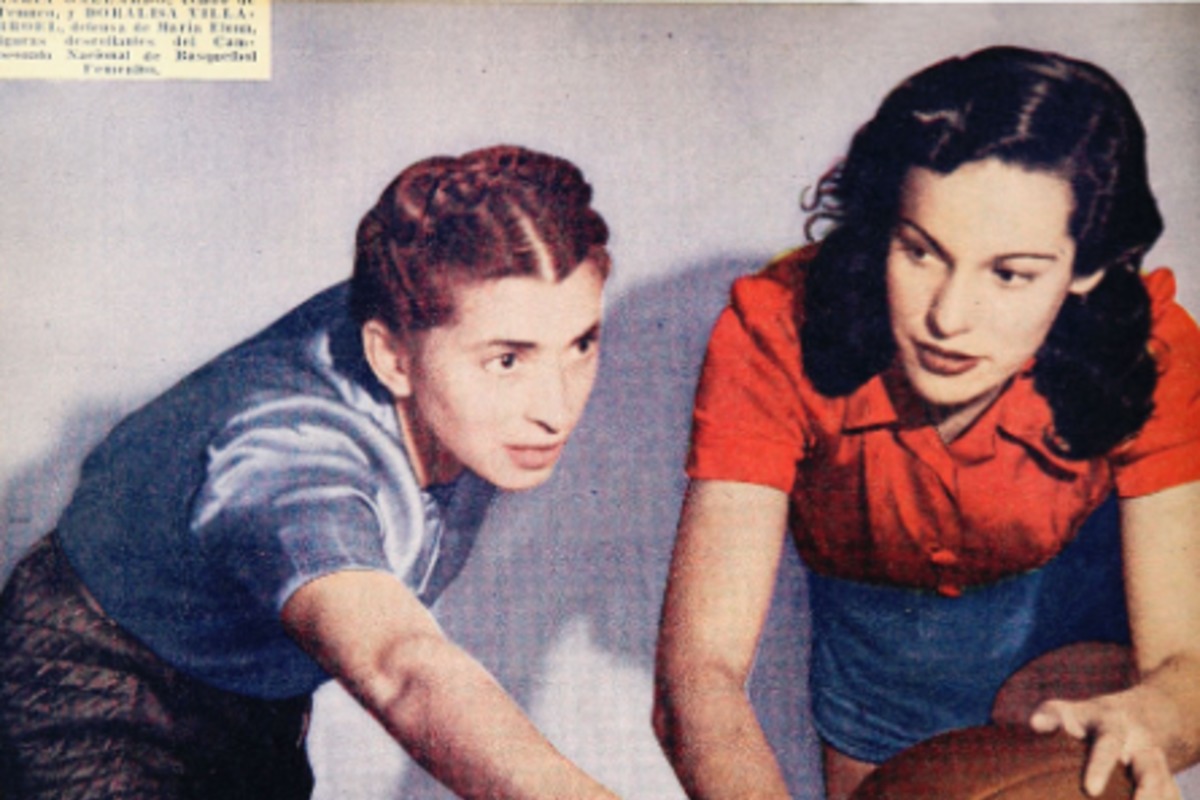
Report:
841,364,927,432
841,362,1093,475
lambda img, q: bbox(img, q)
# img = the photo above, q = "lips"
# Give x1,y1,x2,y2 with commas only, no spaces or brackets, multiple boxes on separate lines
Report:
914,342,980,377
505,443,565,471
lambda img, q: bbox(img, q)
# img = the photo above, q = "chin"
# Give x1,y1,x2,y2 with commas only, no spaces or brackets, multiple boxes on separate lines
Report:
912,380,978,409
903,362,990,409
911,376,1010,424
486,465,558,492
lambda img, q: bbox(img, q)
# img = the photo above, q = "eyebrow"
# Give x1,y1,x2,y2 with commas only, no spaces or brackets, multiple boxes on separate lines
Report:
895,219,1062,263
572,322,602,346
895,220,951,263
481,321,602,353
484,339,538,353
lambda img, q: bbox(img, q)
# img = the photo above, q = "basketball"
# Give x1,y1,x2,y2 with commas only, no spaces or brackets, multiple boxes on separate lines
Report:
850,724,1134,799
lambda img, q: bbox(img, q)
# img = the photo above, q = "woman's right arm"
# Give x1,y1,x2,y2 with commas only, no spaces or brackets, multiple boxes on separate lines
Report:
282,569,618,800
654,478,793,799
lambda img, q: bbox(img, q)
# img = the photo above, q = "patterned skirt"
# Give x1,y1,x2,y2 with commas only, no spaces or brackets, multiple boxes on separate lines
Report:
0,534,314,800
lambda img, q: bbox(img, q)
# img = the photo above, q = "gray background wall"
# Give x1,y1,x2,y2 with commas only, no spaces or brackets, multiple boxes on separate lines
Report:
2,4,1198,798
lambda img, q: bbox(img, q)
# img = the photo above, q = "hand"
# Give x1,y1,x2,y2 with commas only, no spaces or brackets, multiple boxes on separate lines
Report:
1030,689,1181,800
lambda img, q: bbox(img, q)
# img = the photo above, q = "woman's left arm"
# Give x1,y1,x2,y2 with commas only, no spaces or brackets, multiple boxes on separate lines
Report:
1032,480,1200,799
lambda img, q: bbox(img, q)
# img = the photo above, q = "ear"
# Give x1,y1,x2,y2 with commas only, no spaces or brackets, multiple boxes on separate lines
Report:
1068,268,1105,297
362,320,414,399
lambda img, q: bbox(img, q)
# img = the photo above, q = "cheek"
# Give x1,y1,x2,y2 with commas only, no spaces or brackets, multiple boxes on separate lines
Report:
419,372,494,435
990,295,1067,355
570,359,600,406
886,263,927,330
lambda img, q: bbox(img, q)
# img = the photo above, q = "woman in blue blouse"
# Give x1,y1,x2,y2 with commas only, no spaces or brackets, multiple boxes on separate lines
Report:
0,145,620,800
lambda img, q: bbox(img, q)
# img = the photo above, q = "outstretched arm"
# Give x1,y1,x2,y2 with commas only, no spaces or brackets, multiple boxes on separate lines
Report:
653,479,792,799
1031,480,1200,800
282,569,618,800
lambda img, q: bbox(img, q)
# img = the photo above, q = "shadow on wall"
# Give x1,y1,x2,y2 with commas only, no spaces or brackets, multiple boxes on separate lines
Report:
383,254,822,798
1,404,128,583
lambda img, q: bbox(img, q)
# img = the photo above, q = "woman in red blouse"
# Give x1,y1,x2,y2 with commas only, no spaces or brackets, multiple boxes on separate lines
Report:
654,47,1200,800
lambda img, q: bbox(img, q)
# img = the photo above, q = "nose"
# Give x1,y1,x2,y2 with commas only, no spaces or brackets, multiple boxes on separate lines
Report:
525,363,574,435
926,269,975,339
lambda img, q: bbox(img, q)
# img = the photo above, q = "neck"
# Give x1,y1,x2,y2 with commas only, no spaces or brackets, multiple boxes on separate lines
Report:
930,383,1008,444
394,399,463,488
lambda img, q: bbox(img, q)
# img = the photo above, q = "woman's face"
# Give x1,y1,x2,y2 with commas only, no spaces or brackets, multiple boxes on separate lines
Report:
886,158,1100,430
396,259,605,490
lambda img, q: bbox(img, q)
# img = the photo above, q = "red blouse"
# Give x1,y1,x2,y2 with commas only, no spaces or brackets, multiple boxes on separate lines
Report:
687,247,1200,596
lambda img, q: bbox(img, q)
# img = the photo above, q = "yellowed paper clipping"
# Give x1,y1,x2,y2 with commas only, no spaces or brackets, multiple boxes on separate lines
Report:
0,0,270,80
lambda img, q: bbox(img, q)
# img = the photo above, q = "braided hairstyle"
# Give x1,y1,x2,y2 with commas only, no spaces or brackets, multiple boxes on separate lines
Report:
350,145,611,334
801,47,1163,458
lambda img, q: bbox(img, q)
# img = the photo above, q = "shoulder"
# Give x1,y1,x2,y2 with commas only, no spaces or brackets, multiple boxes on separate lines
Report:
707,245,815,366
1142,267,1200,404
1108,268,1200,494
725,244,814,322
70,282,397,522
1144,268,1200,356
700,245,819,376
187,282,385,440
690,245,831,486
193,287,410,504
199,394,416,516
190,391,431,607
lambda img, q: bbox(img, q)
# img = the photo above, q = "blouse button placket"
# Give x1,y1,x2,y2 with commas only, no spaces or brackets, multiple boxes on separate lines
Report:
929,547,961,597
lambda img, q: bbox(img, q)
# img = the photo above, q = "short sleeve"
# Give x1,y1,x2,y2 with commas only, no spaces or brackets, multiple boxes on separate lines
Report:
190,395,433,615
1111,269,1200,497
686,269,812,493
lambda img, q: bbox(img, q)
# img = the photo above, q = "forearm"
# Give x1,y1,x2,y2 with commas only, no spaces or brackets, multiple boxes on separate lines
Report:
653,480,792,799
358,632,617,800
283,571,616,799
654,666,790,800
1133,650,1200,772
1120,482,1200,773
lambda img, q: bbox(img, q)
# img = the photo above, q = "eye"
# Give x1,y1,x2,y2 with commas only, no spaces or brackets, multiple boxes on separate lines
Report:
893,234,933,265
485,352,520,374
575,329,599,357
992,265,1036,286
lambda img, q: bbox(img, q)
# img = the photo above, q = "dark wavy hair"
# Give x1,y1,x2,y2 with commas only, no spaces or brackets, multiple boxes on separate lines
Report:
351,145,611,333
801,46,1163,458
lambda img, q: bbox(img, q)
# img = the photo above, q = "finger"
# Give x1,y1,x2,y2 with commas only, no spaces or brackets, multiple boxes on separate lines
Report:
1031,700,1088,739
1129,748,1181,800
1029,707,1061,733
1084,731,1125,797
